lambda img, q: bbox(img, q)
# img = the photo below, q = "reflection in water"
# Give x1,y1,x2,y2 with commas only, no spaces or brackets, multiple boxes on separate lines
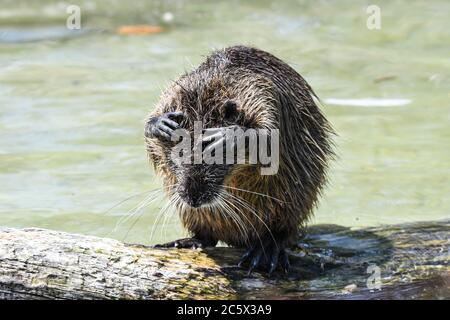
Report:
204,220,449,299
324,98,411,107
0,27,89,43
0,0,449,247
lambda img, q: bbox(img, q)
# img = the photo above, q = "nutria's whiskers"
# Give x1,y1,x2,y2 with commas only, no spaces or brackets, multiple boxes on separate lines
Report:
116,191,161,240
223,190,278,251
102,188,162,216
149,187,178,243
109,192,155,234
221,185,287,205
161,192,182,241
218,192,265,251
107,185,176,240
216,192,249,245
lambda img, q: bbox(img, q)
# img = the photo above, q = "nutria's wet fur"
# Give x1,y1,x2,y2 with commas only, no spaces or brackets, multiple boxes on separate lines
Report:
145,46,334,272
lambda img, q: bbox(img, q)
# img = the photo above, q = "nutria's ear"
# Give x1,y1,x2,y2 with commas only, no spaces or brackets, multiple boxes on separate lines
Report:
223,100,238,120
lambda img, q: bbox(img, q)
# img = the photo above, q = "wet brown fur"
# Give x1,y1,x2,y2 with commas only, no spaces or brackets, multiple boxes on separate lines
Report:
145,46,335,248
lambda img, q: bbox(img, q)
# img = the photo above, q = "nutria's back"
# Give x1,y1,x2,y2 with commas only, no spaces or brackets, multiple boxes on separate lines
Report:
145,45,334,274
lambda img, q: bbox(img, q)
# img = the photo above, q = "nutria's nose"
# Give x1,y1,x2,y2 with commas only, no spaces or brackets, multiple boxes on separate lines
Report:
188,197,201,208
181,192,203,208
179,176,208,208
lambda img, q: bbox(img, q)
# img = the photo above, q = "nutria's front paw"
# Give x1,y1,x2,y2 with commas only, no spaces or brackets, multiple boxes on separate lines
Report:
201,125,243,156
238,244,290,276
154,237,206,249
145,111,184,141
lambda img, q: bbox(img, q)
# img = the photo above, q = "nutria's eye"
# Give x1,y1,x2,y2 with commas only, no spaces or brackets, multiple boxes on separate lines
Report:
223,100,238,120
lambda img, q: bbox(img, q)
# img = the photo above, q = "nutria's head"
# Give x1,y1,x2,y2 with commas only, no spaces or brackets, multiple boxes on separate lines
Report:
147,69,278,209
166,97,242,208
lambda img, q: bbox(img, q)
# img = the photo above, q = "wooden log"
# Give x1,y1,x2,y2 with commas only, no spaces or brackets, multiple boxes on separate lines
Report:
0,220,448,300
0,227,234,299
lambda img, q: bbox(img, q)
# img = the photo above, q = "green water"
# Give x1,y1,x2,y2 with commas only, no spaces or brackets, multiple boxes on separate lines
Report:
0,0,449,245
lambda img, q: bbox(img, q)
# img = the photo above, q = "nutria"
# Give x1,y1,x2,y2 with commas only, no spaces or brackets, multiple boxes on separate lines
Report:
145,45,334,275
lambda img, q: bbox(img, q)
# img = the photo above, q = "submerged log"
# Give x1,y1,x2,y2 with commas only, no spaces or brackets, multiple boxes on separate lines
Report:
0,220,449,300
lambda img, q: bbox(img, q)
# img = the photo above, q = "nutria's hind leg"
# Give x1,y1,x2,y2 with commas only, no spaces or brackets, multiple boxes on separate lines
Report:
238,242,290,276
154,234,217,249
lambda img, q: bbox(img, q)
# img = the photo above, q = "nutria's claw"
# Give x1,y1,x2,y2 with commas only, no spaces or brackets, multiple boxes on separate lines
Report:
279,248,290,274
145,111,184,141
238,245,290,276
154,237,206,249
202,125,241,156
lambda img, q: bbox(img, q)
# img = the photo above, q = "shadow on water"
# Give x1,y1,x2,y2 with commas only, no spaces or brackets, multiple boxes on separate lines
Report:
204,220,450,299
